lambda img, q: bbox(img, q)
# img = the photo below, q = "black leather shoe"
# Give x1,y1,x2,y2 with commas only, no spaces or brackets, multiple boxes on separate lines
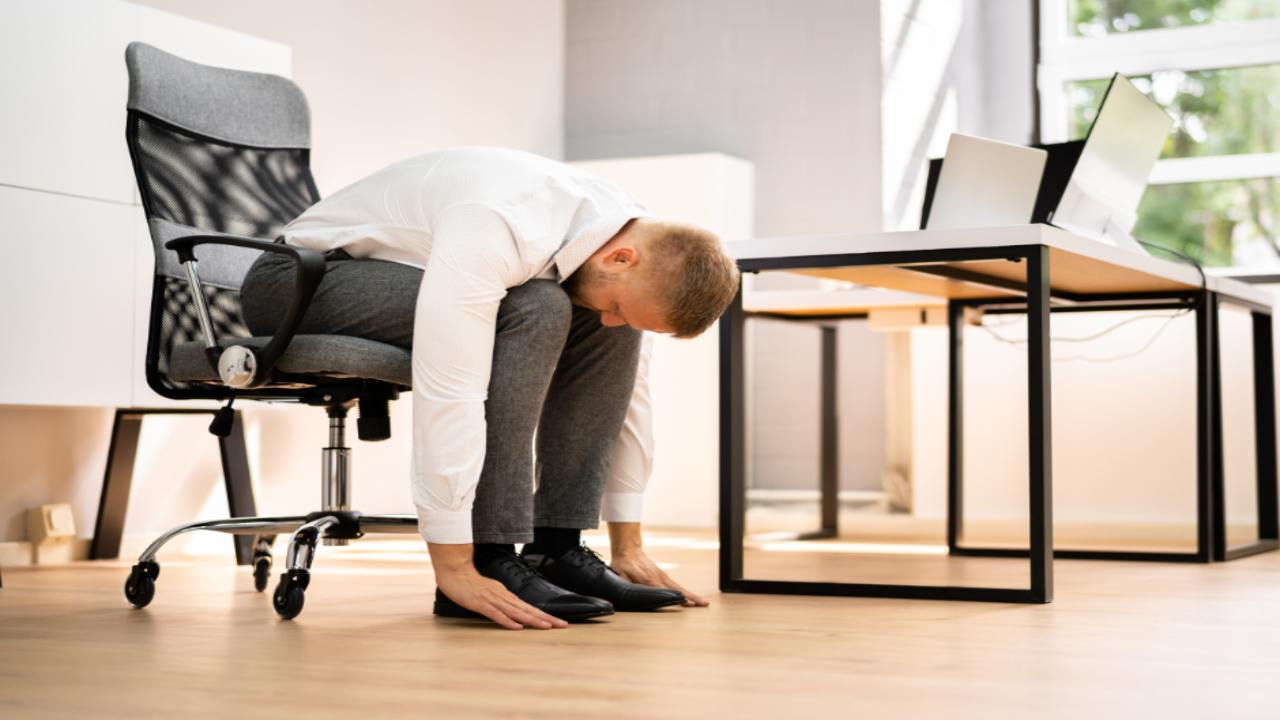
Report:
432,551,614,623
521,545,685,611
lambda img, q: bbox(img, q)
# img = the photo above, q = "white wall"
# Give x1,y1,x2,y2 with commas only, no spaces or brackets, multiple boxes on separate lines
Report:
133,0,565,191
567,0,881,238
0,0,566,546
881,0,1035,231
565,0,890,496
911,305,1263,530
571,154,755,528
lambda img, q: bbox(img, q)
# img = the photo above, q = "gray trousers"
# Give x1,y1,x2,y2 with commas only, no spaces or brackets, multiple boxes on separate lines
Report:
241,248,642,543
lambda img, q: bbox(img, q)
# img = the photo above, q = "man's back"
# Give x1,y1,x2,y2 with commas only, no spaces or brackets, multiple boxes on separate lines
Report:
282,146,643,276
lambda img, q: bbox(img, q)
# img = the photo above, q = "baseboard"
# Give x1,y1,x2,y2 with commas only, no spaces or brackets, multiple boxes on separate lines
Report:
0,538,92,567
0,533,275,569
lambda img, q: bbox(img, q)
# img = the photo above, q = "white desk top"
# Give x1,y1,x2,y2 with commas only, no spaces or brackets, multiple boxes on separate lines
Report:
728,224,1273,309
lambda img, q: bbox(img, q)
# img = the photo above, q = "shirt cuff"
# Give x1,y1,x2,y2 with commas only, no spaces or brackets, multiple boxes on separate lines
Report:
601,491,644,523
416,506,473,544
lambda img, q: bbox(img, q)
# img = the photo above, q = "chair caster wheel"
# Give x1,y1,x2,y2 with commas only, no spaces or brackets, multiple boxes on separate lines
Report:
273,570,310,620
124,561,160,608
252,555,272,593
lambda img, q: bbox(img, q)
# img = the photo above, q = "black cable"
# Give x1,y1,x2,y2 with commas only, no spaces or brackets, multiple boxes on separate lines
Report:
979,237,1206,362
1137,239,1208,293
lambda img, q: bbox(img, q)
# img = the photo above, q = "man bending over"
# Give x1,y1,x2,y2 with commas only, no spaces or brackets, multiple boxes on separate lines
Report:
241,147,739,629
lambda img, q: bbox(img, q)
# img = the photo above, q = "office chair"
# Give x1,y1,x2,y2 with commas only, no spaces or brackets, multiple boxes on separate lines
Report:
122,42,418,619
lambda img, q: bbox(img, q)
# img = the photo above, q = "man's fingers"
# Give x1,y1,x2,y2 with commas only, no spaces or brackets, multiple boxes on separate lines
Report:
476,602,524,630
680,586,710,606
612,554,712,607
494,596,553,629
655,570,710,607
527,604,568,628
493,589,567,628
500,600,562,629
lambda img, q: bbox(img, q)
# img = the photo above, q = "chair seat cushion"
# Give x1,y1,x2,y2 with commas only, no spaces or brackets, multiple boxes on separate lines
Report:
170,335,411,387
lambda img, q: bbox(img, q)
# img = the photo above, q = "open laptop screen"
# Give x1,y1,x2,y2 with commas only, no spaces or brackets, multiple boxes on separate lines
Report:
1049,74,1174,247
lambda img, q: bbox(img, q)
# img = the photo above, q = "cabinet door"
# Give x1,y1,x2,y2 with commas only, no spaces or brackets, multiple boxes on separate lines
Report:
0,0,137,205
0,186,136,407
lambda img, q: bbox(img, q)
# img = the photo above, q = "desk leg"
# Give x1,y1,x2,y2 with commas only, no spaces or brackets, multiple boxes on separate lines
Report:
722,247,1052,603
947,301,965,552
91,409,143,560
1027,246,1054,603
719,290,746,587
1252,311,1280,548
797,325,840,541
1212,300,1280,561
1210,292,1228,559
954,294,1211,563
819,325,839,536
1196,293,1218,561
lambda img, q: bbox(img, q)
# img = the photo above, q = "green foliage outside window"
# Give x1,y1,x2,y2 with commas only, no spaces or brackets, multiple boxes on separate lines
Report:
1069,0,1280,37
1064,1,1280,267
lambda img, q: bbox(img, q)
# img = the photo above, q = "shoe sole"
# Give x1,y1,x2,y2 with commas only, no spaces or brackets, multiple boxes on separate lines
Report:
616,595,687,612
433,599,614,623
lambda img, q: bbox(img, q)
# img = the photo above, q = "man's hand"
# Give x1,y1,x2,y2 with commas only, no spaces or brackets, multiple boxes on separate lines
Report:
428,543,568,630
607,522,710,607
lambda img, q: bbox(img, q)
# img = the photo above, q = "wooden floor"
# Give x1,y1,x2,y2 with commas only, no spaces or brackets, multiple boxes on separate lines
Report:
2,530,1279,719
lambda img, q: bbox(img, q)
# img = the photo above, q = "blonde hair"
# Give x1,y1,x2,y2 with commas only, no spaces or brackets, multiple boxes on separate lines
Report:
645,222,740,339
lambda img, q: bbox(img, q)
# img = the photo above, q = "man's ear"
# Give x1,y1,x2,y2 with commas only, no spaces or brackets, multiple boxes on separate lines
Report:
606,245,638,268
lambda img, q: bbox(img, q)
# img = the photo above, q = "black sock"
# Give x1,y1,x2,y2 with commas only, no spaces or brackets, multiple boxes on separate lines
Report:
523,527,581,558
473,543,515,569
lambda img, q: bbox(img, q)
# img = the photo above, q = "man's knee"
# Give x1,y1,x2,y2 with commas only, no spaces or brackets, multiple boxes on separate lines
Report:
498,280,572,341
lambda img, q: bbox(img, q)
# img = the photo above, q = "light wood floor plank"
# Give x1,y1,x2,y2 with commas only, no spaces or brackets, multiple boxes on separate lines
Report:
1,531,1278,719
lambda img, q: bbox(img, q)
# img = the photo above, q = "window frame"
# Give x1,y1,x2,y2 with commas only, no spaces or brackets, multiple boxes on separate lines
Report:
1038,1,1280,269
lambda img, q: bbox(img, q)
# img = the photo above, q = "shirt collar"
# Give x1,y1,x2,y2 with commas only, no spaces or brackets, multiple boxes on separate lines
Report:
552,207,652,282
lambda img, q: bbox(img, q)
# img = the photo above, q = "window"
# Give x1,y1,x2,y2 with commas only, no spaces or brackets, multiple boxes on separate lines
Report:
1067,0,1280,37
1039,0,1280,269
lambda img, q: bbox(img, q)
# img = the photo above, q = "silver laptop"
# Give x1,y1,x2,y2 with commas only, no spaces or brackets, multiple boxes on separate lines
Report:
927,133,1048,231
1051,74,1175,252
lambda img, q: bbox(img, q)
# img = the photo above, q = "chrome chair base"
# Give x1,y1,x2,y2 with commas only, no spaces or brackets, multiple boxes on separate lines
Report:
124,512,418,617
123,407,419,620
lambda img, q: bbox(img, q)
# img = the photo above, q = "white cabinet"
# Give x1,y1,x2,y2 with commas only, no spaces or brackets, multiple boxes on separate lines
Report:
0,0,291,408
0,186,137,407
0,0,137,204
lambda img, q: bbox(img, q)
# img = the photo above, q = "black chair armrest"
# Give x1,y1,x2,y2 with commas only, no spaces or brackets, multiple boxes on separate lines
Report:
165,234,326,387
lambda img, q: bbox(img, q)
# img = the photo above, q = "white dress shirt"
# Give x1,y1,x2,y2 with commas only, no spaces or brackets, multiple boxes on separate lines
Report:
281,147,654,544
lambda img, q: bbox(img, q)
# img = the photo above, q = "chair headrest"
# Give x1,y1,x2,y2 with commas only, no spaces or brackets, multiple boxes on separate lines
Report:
125,41,310,149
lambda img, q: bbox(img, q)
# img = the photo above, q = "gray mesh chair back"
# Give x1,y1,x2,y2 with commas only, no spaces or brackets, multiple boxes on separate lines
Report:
124,41,321,398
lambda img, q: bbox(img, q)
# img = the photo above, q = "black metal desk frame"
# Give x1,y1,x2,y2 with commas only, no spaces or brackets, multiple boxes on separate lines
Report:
949,291,1279,563
722,244,1055,603
720,242,1279,605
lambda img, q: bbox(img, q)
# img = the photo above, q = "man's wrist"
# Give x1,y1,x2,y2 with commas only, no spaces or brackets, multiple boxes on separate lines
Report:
607,521,644,556
428,542,478,575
